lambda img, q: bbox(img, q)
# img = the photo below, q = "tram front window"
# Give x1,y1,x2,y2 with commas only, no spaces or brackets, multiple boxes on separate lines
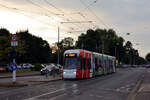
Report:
64,57,80,69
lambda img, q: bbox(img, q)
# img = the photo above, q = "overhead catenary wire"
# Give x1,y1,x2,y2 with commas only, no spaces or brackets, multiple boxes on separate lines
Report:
43,0,93,32
26,0,64,16
26,0,85,35
0,3,73,33
80,0,109,29
74,0,99,29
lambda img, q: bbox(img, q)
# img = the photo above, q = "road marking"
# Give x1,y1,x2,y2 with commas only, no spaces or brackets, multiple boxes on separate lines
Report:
126,74,145,100
25,84,77,100
51,93,67,100
138,86,144,92
25,88,66,100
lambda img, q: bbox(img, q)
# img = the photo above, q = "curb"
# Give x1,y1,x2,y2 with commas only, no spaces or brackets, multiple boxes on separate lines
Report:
0,73,40,79
28,78,62,83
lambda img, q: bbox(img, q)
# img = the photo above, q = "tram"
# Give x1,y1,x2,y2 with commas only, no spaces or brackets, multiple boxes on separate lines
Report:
62,49,116,79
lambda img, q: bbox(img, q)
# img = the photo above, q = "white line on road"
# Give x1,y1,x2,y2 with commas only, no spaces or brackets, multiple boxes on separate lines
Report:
25,88,66,100
25,84,77,100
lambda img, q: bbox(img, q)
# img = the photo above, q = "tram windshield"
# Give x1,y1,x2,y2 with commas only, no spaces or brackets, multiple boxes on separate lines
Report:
64,58,77,69
64,53,80,69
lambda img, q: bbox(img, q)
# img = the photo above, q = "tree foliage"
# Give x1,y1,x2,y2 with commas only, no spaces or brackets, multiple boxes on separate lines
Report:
0,28,52,64
53,37,75,64
146,53,150,63
75,28,146,65
0,28,147,65
17,30,52,63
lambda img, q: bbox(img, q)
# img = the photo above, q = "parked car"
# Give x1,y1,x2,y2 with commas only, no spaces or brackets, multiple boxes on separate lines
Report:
40,64,60,75
0,64,6,72
19,63,34,69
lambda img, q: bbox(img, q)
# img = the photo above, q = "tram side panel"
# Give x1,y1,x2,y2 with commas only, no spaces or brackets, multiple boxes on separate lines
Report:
92,53,105,76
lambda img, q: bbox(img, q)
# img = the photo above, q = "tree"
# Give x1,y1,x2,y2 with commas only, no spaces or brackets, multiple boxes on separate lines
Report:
60,37,74,48
0,28,10,36
17,30,52,63
125,41,133,51
146,53,150,63
54,37,75,64
0,36,11,64
76,29,102,52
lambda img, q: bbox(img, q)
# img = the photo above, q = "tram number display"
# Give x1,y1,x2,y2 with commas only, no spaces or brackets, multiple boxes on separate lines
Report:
65,53,77,57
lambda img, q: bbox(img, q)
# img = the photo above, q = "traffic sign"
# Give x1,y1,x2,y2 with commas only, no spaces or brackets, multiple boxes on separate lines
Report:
11,34,18,41
11,41,18,46
10,62,17,71
11,34,18,46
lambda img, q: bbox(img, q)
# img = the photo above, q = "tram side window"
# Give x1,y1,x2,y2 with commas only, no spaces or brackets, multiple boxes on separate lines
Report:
95,57,98,71
100,58,102,68
76,57,81,69
80,57,84,70
82,58,86,69
80,57,82,70
95,58,98,67
88,58,91,69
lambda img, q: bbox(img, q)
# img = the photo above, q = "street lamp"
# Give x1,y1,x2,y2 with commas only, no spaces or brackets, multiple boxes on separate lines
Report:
115,43,119,62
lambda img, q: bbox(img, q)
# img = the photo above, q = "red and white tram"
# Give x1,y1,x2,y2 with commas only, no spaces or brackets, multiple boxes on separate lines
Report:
62,49,116,79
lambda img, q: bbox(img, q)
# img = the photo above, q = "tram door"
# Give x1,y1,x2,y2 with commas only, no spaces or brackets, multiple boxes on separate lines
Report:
82,53,90,78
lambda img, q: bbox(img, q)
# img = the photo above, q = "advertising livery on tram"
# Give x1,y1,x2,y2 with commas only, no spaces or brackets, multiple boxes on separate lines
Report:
62,49,116,79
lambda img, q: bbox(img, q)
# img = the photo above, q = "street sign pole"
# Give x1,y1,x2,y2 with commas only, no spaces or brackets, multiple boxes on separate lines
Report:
12,58,16,82
10,34,18,83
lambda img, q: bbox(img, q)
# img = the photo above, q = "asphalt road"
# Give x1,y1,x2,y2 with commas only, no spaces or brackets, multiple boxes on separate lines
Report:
0,68,146,100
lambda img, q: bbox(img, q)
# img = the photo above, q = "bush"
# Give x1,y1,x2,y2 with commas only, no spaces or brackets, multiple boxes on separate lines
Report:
33,63,42,71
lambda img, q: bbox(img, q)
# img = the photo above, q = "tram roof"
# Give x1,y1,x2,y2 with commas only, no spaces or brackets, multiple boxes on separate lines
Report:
64,49,92,55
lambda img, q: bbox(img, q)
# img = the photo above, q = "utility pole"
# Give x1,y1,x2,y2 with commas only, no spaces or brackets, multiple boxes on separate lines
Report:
115,46,117,58
57,26,60,64
102,41,104,54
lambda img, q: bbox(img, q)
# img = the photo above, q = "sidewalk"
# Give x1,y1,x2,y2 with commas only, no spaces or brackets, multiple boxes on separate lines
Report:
0,73,61,86
134,68,150,100
0,71,40,78
20,75,61,86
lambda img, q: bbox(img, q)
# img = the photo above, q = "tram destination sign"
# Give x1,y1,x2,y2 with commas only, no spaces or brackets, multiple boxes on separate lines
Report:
65,53,77,57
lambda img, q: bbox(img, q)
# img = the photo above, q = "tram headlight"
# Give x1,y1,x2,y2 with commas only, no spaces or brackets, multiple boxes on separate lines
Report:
63,72,66,74
73,72,76,74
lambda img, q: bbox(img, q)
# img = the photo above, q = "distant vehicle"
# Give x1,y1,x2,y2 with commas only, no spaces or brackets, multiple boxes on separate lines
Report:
40,64,60,75
119,64,130,68
17,64,22,69
62,49,116,79
146,64,150,68
0,64,6,72
20,63,34,69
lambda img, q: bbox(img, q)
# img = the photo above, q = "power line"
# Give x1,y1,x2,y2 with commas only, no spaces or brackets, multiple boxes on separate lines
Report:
80,0,109,29
26,0,83,33
44,0,64,14
69,0,100,29
26,0,64,16
0,1,74,32
43,0,93,31
80,0,99,12
0,3,64,31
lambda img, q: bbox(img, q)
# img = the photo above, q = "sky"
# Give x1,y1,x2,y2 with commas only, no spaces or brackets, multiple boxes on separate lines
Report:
0,0,150,57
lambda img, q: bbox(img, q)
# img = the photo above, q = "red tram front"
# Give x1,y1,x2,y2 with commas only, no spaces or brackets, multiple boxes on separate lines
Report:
62,49,93,79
